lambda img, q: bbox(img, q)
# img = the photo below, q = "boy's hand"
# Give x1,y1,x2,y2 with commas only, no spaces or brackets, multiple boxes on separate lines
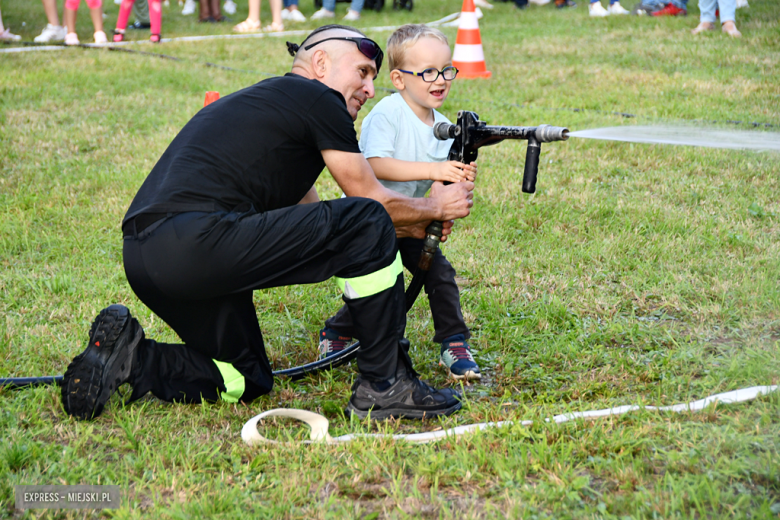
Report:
429,161,478,183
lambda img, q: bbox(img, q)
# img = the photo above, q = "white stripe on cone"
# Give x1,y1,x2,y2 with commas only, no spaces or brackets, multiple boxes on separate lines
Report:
452,44,486,63
458,11,480,29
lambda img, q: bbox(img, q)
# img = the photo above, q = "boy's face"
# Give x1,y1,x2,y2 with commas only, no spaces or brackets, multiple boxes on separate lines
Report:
391,37,454,118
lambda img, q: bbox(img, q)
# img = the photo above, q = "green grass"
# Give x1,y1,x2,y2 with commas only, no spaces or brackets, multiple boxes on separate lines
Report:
1,0,780,517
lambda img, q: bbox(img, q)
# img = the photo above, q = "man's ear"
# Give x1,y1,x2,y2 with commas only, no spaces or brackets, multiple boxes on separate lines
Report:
389,69,405,91
312,49,330,79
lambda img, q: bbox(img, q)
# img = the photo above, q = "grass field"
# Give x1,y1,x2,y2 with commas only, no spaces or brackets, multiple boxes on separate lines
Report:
1,0,780,517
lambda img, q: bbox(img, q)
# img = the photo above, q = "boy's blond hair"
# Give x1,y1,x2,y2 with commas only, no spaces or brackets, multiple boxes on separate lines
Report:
387,24,449,71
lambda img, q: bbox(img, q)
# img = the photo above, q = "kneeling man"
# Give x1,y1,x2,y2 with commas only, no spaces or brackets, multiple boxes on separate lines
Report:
61,24,475,421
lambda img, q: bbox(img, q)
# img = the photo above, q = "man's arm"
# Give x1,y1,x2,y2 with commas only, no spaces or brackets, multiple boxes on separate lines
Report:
298,185,320,204
322,149,474,229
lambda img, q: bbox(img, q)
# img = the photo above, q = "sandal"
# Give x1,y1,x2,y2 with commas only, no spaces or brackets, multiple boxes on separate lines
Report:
691,22,715,34
233,18,261,32
149,33,161,43
113,28,125,42
263,22,284,32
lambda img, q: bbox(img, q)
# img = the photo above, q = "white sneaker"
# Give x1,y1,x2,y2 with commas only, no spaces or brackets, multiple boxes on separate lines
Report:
93,30,108,43
607,1,629,13
589,1,609,16
34,23,67,42
64,32,80,45
281,8,290,19
343,9,360,20
310,8,335,19
288,8,307,21
529,0,551,5
736,0,748,7
474,0,494,8
114,0,122,4
181,0,197,15
223,0,237,14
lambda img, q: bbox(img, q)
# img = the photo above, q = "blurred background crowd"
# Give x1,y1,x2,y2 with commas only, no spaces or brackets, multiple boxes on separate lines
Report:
0,0,748,45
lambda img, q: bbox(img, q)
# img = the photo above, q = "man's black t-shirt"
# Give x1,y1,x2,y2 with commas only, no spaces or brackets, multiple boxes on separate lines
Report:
124,73,360,223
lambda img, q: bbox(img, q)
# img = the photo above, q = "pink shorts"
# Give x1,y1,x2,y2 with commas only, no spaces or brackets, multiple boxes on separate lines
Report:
65,0,102,10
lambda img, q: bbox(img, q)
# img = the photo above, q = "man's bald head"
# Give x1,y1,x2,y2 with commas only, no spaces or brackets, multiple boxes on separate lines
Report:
287,25,381,120
290,24,370,69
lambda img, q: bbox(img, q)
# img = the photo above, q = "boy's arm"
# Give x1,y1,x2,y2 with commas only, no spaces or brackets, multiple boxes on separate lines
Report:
368,157,477,184
321,149,473,237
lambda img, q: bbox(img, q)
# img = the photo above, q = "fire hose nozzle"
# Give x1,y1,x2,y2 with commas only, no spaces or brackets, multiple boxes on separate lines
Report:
433,122,461,140
535,124,569,143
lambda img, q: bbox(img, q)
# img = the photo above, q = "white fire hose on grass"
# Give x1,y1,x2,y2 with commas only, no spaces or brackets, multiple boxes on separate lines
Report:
242,385,777,445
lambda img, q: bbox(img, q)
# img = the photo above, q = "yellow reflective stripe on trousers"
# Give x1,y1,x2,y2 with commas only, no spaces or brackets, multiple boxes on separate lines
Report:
213,360,246,403
335,251,402,299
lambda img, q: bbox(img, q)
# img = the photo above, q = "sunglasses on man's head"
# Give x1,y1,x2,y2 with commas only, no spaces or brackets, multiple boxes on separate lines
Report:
302,36,384,75
397,66,459,83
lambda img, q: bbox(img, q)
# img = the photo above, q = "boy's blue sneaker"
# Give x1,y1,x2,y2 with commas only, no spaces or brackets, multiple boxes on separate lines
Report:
439,334,481,380
318,327,353,360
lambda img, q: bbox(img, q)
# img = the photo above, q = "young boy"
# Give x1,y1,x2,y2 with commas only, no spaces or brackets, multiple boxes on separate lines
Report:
319,24,481,380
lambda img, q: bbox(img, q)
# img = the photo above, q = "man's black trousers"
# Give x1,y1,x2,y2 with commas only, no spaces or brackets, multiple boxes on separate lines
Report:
325,237,470,344
122,198,407,404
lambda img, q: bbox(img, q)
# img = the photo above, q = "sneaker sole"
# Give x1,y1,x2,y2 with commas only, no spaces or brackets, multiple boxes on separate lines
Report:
61,305,140,420
345,400,462,420
439,360,482,381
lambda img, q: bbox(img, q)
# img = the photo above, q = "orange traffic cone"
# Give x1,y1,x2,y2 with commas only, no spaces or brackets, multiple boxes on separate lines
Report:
204,91,220,106
452,0,491,79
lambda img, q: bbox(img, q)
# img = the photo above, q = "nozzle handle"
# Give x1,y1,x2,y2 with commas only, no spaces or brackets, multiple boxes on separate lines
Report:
433,122,461,140
522,136,541,194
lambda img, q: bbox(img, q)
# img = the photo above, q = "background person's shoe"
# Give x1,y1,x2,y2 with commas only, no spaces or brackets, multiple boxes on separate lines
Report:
346,372,462,420
343,9,361,20
181,0,197,14
223,0,237,14
61,305,144,421
589,1,609,15
318,327,352,360
440,334,481,380
34,23,67,42
0,28,21,41
721,20,741,37
607,1,629,13
310,8,335,19
691,21,715,34
64,32,80,45
129,20,152,29
288,8,307,21
555,0,577,8
652,3,686,15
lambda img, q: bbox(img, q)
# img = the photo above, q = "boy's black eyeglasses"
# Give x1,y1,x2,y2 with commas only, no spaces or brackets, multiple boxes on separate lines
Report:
397,66,459,82
303,37,384,74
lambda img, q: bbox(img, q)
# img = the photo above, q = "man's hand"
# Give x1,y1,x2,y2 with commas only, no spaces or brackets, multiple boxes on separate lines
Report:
429,161,478,183
429,180,474,221
396,219,455,241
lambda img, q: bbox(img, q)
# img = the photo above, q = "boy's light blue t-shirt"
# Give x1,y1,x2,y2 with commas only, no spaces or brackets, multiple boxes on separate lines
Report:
359,93,454,199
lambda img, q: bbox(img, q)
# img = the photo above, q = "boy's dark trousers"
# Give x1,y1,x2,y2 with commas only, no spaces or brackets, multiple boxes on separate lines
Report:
325,237,470,344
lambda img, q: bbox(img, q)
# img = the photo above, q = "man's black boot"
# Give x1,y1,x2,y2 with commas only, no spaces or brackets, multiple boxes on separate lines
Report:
346,372,462,420
61,305,144,420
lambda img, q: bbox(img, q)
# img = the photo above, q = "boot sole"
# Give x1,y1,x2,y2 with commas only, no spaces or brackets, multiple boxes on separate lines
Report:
345,400,462,420
439,361,482,381
61,305,139,420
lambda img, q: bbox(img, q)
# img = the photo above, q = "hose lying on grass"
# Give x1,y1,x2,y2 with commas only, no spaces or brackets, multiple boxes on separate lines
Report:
241,385,778,445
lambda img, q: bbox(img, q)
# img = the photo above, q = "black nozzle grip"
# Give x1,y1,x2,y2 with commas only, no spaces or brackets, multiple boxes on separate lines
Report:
522,136,541,194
